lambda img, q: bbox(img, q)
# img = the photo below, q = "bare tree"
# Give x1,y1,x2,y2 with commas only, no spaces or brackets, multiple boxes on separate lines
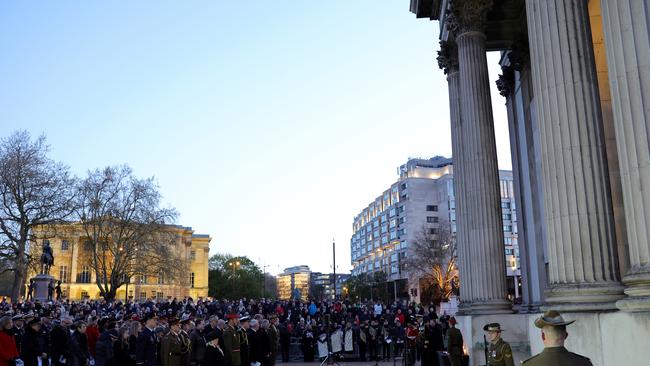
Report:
0,131,77,301
404,220,458,305
75,165,180,301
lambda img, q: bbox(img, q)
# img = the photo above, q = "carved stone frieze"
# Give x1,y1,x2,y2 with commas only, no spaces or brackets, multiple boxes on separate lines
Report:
445,0,494,35
496,65,515,97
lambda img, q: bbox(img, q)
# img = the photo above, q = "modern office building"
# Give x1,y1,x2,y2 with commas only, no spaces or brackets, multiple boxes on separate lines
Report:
29,223,211,300
311,272,351,300
350,156,520,301
277,265,311,301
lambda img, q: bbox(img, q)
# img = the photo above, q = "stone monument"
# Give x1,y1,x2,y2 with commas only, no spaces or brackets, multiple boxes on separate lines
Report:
31,240,55,302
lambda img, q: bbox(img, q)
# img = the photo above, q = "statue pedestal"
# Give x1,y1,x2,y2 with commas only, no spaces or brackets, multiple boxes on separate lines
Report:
32,274,54,302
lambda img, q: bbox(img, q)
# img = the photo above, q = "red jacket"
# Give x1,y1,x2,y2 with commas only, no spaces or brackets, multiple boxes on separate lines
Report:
86,325,100,357
0,330,19,366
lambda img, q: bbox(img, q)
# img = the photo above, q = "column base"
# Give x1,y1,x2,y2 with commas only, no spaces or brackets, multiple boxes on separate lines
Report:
457,299,513,315
544,282,624,312
616,265,650,311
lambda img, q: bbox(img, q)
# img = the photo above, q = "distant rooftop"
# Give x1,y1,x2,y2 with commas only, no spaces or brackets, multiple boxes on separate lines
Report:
398,156,453,179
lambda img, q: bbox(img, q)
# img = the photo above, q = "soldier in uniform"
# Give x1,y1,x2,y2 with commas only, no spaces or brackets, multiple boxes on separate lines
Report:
522,310,592,366
267,315,279,366
223,312,242,366
483,323,514,366
136,313,159,366
446,317,463,366
179,315,193,366
161,318,184,366
239,316,250,366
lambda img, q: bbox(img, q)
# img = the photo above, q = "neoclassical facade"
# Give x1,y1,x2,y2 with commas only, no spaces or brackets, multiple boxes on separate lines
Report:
409,0,650,364
28,224,211,300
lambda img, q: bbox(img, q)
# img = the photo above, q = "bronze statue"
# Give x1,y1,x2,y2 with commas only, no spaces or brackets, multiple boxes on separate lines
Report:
40,241,54,275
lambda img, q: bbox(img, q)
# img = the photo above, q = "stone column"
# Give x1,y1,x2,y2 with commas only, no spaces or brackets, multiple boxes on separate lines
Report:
525,0,624,310
437,39,476,313
599,0,650,311
446,0,511,314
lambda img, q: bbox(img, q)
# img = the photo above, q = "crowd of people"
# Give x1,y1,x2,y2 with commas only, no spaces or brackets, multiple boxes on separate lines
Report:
0,297,461,366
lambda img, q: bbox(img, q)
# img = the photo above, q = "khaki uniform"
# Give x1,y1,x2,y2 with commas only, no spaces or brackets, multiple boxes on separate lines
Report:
161,331,184,366
223,324,242,366
239,327,249,366
522,346,592,366
446,326,463,366
179,330,191,366
487,338,514,366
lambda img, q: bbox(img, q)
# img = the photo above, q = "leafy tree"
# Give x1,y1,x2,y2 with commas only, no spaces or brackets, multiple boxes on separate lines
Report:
208,254,263,299
403,220,458,305
74,165,180,301
0,131,77,301
309,284,325,300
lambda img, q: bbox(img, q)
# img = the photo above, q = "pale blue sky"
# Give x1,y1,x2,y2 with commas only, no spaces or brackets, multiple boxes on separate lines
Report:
0,1,511,274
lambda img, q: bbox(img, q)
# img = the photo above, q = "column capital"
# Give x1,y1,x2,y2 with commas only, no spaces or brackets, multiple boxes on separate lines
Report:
496,65,515,97
437,40,458,74
446,0,494,36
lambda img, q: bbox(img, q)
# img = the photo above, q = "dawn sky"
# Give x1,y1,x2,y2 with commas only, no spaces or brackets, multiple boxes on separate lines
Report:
0,1,511,274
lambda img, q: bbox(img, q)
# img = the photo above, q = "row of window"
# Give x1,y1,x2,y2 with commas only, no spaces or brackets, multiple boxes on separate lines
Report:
56,265,195,288
44,240,198,261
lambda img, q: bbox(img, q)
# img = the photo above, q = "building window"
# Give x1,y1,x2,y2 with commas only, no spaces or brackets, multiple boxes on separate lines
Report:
83,240,92,251
156,292,164,299
190,251,196,261
502,202,511,209
78,266,91,284
61,240,69,251
504,225,512,232
428,228,438,235
157,271,164,285
138,275,147,284
80,291,88,299
140,292,147,301
426,205,438,212
190,272,195,288
503,213,512,221
426,216,439,223
59,265,69,283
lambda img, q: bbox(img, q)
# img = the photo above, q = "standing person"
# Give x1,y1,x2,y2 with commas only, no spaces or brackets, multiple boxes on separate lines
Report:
405,320,419,366
247,319,261,366
446,317,463,366
20,318,46,366
391,320,405,359
0,316,20,366
343,322,354,357
55,281,63,301
160,318,184,366
203,332,225,366
136,314,158,366
523,311,592,366
179,317,193,366
222,313,241,366
47,280,55,302
238,316,250,366
11,315,25,355
51,316,74,366
259,320,272,366
189,320,207,366
278,321,290,363
95,321,117,366
483,323,514,366
301,324,315,362
267,315,279,366
357,320,368,362
86,317,100,359
113,327,134,366
71,320,90,366
27,280,35,301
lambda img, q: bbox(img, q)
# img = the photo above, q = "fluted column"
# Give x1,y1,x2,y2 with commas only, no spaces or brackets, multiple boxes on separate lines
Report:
446,0,511,314
599,0,650,312
526,0,624,310
437,39,475,314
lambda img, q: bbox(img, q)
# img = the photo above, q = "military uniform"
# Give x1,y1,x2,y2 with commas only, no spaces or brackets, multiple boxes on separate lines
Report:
523,310,593,366
179,329,192,366
522,347,592,366
446,323,463,366
136,326,158,366
239,326,249,366
161,330,185,366
487,338,514,366
268,320,279,366
223,324,242,366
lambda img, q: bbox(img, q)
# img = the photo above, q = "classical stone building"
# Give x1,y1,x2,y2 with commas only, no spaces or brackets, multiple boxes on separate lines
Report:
408,0,650,365
28,224,210,300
